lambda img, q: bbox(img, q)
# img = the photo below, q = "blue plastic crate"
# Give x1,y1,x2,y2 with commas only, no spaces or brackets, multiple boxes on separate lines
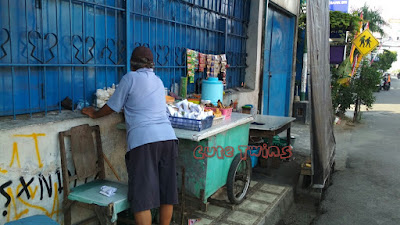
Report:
169,116,214,131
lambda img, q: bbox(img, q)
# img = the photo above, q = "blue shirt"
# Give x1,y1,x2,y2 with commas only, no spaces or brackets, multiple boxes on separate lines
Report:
107,68,177,151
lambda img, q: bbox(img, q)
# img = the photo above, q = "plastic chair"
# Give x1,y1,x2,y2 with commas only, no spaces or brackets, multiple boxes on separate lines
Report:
58,124,129,225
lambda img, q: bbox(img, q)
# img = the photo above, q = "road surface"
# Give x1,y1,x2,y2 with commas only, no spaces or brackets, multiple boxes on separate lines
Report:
314,76,400,224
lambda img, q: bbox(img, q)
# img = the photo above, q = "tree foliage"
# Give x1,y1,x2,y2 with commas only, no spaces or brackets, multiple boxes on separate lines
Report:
371,50,397,72
331,60,381,118
330,5,389,120
355,4,387,36
330,11,361,36
353,62,381,109
331,59,353,115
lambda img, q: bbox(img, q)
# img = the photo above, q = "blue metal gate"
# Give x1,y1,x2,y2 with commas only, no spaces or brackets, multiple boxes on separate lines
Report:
0,0,250,118
262,5,295,116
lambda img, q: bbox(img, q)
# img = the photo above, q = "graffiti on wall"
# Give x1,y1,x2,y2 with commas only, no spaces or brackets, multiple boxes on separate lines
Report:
12,133,45,168
0,171,62,222
0,133,63,223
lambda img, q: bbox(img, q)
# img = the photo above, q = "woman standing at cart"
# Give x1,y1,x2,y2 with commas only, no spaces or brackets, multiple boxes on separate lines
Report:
82,46,178,225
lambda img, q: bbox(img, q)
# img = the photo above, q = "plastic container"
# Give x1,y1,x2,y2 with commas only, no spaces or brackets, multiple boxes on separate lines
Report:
77,99,90,110
204,106,233,119
247,146,261,168
168,116,213,131
263,135,282,147
220,107,233,119
263,135,296,148
201,77,223,106
201,100,211,105
242,104,257,115
242,104,253,114
280,136,296,146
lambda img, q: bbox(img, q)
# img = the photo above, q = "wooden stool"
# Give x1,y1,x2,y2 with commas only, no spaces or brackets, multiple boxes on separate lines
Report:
297,158,312,191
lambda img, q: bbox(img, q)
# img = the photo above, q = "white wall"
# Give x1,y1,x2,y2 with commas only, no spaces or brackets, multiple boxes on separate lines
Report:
0,113,126,224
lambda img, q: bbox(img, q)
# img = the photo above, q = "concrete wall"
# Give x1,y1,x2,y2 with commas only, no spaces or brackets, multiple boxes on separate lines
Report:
224,0,300,115
0,112,127,224
223,0,265,114
271,0,300,16
0,1,301,224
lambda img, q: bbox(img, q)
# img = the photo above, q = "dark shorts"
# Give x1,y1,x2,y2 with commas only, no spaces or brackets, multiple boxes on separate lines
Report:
125,140,179,213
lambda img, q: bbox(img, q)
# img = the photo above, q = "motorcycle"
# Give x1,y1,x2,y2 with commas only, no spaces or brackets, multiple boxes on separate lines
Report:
382,77,390,91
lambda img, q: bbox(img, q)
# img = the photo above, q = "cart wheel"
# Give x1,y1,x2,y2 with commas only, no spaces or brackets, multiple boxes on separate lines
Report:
227,154,252,204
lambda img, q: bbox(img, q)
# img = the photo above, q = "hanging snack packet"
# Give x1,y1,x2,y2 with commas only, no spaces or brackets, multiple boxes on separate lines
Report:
220,54,227,73
192,50,199,66
221,54,228,84
221,72,227,86
220,54,227,62
187,49,199,83
180,76,188,99
206,54,218,78
211,55,217,77
198,53,206,72
207,54,212,64
215,55,221,65
215,55,220,75
214,63,220,75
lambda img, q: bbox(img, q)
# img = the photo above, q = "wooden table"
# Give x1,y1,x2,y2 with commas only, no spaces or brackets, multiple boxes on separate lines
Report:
249,115,296,145
249,115,296,167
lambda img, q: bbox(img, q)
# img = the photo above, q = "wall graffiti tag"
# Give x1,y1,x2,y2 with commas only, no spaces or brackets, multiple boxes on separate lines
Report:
0,172,63,222
0,172,62,222
0,133,63,223
9,142,21,169
13,133,46,168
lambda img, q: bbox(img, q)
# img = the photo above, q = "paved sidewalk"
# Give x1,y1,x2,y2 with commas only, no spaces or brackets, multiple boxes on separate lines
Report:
180,177,293,225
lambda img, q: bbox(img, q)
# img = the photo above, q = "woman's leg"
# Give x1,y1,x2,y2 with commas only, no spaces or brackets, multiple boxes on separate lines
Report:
159,204,174,225
135,210,152,225
158,140,179,225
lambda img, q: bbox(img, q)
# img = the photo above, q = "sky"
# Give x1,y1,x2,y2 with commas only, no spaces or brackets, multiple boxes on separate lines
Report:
348,0,400,21
347,0,400,40
346,0,400,71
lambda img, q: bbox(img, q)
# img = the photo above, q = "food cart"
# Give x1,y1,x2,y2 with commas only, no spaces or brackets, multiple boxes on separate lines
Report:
174,113,253,210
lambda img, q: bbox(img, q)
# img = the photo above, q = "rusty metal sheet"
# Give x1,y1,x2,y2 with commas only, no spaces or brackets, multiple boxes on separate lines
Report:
70,124,97,180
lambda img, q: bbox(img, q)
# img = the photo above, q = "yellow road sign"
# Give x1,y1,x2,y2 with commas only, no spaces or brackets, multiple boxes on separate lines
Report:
352,29,379,56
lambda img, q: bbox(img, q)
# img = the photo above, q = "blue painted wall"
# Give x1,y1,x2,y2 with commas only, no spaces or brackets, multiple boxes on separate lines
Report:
0,0,250,117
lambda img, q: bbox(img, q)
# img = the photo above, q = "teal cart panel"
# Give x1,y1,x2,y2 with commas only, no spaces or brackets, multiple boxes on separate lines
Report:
177,123,250,203
205,123,250,200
